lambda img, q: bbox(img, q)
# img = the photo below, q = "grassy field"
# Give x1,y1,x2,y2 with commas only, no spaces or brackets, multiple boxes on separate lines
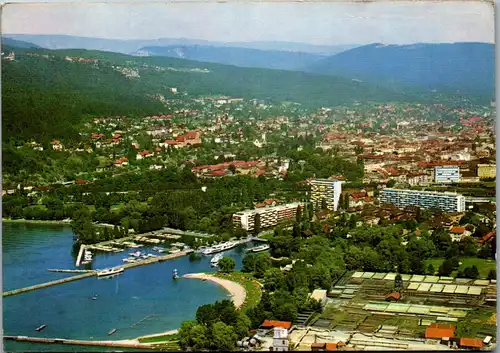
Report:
214,271,263,312
455,307,497,338
138,334,179,344
424,257,496,279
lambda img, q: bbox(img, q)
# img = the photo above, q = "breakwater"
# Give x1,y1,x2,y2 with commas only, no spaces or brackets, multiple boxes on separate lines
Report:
4,336,156,350
3,249,193,297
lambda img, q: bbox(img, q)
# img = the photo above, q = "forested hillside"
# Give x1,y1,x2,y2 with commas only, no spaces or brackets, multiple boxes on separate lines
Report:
2,46,467,143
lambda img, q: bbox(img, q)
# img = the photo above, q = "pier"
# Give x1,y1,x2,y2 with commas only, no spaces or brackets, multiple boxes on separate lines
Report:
3,249,193,297
4,335,156,350
48,269,96,274
75,244,86,267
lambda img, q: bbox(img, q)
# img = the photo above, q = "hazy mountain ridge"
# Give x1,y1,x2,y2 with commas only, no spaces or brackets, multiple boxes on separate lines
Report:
135,45,325,71
3,34,354,55
305,42,495,97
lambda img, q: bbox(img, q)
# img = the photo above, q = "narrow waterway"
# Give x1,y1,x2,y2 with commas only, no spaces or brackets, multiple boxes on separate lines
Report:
3,223,255,352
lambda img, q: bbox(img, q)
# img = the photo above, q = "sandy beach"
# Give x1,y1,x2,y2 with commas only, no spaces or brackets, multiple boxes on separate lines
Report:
183,273,246,309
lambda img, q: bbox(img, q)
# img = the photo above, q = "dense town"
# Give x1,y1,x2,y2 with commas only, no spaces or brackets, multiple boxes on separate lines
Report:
2,96,497,351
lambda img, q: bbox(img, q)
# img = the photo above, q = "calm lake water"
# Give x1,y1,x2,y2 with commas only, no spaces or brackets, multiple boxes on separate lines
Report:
2,222,254,352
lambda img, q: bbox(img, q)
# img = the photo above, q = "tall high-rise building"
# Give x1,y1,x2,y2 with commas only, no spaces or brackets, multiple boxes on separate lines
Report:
232,202,304,231
310,179,342,211
380,188,465,212
434,166,460,183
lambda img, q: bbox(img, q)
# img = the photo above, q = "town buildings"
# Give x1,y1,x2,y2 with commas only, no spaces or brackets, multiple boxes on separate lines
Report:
434,166,461,184
310,179,343,212
477,164,496,179
232,202,304,231
380,188,466,212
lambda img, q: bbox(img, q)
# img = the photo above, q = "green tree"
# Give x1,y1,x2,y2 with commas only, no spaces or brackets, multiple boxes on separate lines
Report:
210,322,237,351
487,269,496,280
242,254,257,273
234,312,251,339
218,257,236,273
254,213,261,235
438,259,454,276
426,263,435,275
394,273,403,291
263,268,286,292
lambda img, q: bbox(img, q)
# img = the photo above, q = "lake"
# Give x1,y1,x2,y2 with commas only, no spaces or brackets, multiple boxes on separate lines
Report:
2,222,254,352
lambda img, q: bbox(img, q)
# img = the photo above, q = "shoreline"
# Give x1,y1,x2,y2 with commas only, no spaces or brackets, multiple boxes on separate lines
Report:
183,273,246,309
2,218,71,225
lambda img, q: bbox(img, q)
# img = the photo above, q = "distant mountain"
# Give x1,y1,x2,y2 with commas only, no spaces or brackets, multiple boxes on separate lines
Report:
2,37,40,49
305,43,495,97
135,45,325,71
3,34,354,55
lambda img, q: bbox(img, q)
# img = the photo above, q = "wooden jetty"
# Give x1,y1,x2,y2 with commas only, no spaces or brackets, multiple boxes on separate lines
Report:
3,249,193,297
4,335,156,349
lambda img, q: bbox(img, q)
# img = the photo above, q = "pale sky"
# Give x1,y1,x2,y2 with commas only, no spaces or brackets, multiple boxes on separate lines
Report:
1,1,495,45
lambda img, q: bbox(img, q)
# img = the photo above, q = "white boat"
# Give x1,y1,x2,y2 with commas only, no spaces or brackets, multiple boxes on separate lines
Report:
122,258,136,263
203,241,238,255
211,253,223,267
246,244,270,253
97,267,124,277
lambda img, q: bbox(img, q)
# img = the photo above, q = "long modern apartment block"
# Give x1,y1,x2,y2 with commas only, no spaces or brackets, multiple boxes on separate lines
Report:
380,188,466,212
232,202,304,231
434,166,461,184
310,179,342,212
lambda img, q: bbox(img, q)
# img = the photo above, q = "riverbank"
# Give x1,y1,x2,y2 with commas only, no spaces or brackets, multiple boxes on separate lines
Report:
2,218,70,225
183,273,247,309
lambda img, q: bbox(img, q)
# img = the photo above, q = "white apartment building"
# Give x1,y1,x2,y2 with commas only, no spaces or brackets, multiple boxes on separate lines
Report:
380,188,466,212
434,166,461,184
232,202,304,231
310,179,342,212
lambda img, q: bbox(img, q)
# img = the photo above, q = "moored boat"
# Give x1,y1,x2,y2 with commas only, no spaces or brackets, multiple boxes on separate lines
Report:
35,325,47,332
97,267,124,277
246,244,270,253
203,241,238,255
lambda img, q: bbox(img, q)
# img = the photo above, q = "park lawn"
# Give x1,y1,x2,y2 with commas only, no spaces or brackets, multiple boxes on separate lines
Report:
214,271,263,311
110,203,126,212
424,257,496,279
138,334,179,344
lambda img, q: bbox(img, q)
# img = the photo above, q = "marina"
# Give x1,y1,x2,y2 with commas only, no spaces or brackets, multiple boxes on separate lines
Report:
3,249,193,297
3,223,259,351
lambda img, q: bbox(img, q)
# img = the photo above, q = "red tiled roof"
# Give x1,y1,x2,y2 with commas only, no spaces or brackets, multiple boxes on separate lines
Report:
209,170,226,177
479,231,495,245
425,323,456,339
386,292,401,300
261,320,292,330
75,180,87,185
326,342,343,351
460,338,484,348
425,327,455,339
164,140,178,145
450,226,465,234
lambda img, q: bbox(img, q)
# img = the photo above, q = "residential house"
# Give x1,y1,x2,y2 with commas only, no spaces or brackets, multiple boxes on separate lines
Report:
136,150,154,160
449,226,467,242
459,338,484,350
51,140,63,151
114,157,129,167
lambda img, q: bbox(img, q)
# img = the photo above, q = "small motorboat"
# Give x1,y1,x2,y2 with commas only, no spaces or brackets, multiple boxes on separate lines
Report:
36,324,47,332
108,329,117,336
173,269,179,280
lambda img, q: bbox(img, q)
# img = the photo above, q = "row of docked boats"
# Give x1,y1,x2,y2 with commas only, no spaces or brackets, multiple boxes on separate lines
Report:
122,250,157,263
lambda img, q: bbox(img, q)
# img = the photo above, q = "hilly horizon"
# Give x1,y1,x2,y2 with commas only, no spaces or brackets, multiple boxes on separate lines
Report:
3,34,354,55
305,42,495,98
135,45,325,71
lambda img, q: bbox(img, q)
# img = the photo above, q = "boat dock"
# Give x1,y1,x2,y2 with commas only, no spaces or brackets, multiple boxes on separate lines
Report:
75,244,86,267
3,335,156,350
3,249,193,297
